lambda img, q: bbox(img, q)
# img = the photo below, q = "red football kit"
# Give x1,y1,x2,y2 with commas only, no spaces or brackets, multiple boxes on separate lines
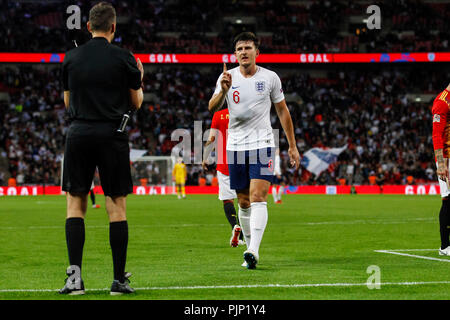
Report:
432,89,450,158
210,108,229,176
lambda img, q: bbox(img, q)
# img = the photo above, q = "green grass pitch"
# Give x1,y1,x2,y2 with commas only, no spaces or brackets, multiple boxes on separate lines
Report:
0,194,449,300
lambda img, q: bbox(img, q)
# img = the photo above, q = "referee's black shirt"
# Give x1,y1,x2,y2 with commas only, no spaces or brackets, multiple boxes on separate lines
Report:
62,37,141,123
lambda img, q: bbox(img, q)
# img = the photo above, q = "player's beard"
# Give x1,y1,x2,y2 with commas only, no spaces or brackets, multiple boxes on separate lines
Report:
239,57,253,69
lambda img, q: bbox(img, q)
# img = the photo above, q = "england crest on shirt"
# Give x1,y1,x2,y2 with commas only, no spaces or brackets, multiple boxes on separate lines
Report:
255,81,265,94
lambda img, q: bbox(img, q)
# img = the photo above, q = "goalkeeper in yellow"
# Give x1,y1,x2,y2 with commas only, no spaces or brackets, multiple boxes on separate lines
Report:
172,157,187,199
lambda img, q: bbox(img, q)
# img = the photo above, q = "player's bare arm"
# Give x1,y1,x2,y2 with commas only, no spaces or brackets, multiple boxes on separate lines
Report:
208,63,231,112
274,100,300,169
129,88,143,110
64,91,70,109
202,130,217,171
432,91,450,183
129,58,144,110
435,148,449,181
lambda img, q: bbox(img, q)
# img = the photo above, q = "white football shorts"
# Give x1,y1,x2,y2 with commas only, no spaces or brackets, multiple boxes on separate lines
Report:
437,159,450,198
217,171,237,201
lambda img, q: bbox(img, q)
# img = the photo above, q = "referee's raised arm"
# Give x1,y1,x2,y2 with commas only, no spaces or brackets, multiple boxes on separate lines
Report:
59,1,142,296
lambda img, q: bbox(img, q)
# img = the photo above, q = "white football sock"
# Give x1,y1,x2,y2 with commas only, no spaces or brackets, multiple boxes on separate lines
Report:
277,186,284,201
238,205,251,248
272,186,278,202
248,202,268,255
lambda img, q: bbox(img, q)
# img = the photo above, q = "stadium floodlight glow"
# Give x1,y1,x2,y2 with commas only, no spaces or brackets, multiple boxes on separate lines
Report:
1,52,450,64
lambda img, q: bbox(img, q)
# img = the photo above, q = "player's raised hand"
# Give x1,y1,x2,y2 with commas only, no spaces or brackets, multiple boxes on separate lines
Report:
288,146,300,170
220,63,232,93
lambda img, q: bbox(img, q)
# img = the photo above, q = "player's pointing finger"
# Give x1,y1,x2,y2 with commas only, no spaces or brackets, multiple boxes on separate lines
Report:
223,63,227,73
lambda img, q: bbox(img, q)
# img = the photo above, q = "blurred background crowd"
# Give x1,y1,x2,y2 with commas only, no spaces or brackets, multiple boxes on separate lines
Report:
1,0,449,53
0,0,448,187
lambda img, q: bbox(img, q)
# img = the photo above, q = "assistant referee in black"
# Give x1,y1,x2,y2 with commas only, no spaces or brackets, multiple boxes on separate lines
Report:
60,2,143,295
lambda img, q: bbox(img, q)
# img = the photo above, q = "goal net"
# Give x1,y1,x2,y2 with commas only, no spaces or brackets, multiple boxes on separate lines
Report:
131,156,176,192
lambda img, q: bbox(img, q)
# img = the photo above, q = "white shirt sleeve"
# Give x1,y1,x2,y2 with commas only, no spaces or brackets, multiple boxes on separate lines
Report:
213,74,223,95
270,72,285,104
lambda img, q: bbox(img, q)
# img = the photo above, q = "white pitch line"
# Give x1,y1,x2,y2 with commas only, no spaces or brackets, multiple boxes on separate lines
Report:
3,281,450,293
0,224,227,230
0,217,435,230
303,218,434,226
375,250,450,263
376,249,437,252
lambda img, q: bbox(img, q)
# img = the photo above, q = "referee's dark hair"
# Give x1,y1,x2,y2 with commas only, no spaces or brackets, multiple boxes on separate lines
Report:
233,31,259,50
89,2,116,32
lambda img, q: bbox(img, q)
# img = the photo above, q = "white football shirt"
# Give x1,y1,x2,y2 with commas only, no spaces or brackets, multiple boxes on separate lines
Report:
214,66,285,151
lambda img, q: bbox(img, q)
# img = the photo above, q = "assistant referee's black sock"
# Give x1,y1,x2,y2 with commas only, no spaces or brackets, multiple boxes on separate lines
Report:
440,198,450,249
223,201,238,229
109,221,128,283
90,189,96,205
65,217,85,273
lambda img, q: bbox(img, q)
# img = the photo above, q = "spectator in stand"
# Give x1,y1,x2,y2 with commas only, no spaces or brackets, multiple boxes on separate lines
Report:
211,174,218,187
376,167,386,193
338,177,346,186
7,176,16,186
198,174,206,187
368,172,376,185
353,168,364,185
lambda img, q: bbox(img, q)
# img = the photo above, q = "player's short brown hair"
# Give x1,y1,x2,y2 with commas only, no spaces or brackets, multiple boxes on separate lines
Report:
89,2,116,32
233,32,259,51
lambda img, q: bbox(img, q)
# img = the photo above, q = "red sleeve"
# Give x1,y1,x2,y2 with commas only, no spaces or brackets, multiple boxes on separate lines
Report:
432,99,448,150
211,112,219,129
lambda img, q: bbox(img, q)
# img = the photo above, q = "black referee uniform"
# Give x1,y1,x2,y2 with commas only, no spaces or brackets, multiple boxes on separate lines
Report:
60,35,141,295
62,37,141,195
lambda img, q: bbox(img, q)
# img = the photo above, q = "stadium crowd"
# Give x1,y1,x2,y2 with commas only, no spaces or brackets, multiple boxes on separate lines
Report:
0,0,448,54
1,0,449,186
0,62,446,186
280,65,441,186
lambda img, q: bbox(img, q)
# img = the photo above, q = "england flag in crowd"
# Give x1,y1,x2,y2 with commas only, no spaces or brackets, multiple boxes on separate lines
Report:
130,149,148,162
300,145,347,176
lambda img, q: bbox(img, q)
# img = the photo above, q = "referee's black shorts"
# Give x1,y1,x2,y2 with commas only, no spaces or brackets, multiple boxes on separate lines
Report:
62,121,133,197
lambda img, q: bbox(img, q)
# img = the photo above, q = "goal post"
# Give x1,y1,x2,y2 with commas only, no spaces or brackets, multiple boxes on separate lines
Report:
131,156,176,193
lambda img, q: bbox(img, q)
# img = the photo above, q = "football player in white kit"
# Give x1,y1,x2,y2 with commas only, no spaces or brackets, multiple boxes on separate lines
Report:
208,32,300,269
271,148,286,204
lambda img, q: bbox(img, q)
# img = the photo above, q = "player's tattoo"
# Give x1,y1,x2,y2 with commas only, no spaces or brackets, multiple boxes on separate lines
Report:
435,149,445,166
435,148,449,185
